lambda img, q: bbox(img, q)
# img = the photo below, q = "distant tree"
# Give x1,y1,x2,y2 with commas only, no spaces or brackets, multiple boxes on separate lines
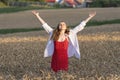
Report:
0,0,8,5
0,0,46,2
17,0,46,2
90,0,120,7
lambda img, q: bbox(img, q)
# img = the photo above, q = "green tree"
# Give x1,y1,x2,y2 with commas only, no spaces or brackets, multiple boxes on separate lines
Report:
18,0,45,2
90,0,120,7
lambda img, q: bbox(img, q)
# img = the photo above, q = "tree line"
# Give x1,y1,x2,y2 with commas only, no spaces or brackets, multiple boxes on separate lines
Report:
0,0,120,7
0,0,45,5
91,0,120,7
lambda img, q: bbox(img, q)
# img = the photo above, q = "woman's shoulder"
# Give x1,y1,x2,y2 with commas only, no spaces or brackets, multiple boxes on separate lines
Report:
68,30,76,35
65,33,69,37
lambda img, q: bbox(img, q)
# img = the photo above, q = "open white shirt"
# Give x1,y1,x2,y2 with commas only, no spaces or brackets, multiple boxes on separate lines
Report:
42,21,86,59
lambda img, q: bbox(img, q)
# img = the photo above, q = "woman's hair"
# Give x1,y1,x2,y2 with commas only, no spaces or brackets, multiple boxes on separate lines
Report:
50,22,70,41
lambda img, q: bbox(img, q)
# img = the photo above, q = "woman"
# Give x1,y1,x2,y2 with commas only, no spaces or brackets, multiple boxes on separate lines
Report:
32,11,96,72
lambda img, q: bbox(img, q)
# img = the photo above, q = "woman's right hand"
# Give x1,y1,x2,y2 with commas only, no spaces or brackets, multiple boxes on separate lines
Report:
31,10,46,25
32,11,39,16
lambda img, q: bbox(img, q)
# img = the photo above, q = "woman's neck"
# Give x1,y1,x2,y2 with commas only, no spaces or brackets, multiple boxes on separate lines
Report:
60,30,65,35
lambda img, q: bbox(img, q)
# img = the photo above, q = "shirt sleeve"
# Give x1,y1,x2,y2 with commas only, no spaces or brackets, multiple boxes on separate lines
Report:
42,23,53,34
72,21,86,34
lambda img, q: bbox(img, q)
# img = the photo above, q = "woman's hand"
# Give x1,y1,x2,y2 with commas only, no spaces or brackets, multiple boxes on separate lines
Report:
32,11,39,16
89,11,96,18
32,10,46,24
31,10,53,33
84,11,96,23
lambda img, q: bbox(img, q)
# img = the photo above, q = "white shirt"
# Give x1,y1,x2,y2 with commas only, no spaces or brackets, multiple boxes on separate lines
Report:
42,21,86,59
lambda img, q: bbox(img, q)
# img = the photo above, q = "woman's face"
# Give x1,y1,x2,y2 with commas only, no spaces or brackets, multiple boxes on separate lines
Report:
59,22,67,30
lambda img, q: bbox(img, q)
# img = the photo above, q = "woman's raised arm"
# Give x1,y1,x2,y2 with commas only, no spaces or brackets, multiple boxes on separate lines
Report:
32,11,46,24
72,11,96,34
84,11,96,23
32,11,53,33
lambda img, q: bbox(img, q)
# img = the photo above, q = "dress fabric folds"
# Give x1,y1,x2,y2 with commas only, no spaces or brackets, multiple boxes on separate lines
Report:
51,38,69,72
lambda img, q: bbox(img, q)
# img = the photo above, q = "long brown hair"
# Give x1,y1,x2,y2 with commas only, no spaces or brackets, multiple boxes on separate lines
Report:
51,22,70,41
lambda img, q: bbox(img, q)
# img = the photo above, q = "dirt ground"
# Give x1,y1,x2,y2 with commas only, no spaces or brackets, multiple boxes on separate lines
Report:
0,8,120,29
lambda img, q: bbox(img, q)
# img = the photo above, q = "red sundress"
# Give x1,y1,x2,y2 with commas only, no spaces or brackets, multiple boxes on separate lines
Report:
51,38,69,72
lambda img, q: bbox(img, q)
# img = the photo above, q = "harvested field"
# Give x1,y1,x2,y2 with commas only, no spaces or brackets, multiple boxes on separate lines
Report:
0,8,120,29
0,8,120,80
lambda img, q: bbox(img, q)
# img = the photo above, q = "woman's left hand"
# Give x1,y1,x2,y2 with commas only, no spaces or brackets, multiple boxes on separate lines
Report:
89,11,96,18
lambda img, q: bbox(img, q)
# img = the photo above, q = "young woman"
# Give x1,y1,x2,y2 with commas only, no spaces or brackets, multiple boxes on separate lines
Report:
32,11,96,72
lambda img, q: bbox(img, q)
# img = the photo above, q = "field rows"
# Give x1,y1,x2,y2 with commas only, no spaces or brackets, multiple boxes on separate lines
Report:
0,31,120,43
0,8,120,29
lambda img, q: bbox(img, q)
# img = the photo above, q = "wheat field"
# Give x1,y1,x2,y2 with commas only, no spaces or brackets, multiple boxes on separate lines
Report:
0,8,120,80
